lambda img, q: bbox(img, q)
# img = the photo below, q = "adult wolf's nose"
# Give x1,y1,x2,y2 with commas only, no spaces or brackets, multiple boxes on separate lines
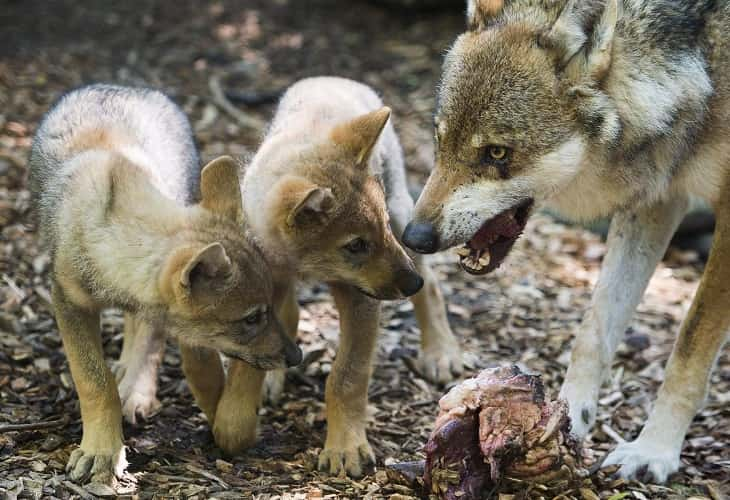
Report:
395,268,424,297
402,221,439,254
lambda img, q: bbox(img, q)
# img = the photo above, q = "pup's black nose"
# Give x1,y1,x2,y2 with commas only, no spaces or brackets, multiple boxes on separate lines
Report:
395,268,424,297
284,339,303,367
402,221,439,254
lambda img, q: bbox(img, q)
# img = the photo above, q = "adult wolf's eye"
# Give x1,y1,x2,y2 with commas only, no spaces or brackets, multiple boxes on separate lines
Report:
485,145,509,163
344,237,369,254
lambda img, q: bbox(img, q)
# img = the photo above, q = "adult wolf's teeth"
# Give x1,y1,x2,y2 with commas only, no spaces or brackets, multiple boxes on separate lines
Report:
454,247,471,257
478,256,489,266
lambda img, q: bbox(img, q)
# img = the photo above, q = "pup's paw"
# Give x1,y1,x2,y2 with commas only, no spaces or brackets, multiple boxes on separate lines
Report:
262,369,286,405
558,380,598,440
317,439,375,478
416,346,463,385
120,389,161,425
603,439,680,483
117,369,160,425
212,407,258,456
66,444,126,485
111,360,127,383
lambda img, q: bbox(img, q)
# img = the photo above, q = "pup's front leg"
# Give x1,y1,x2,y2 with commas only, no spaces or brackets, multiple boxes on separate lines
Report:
210,360,264,454
411,255,463,384
318,283,378,478
603,192,730,483
52,284,125,485
262,283,300,404
559,196,688,438
115,314,165,424
180,345,225,422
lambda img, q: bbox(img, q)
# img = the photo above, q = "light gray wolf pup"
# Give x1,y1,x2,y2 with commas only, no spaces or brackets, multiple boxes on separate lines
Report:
402,0,730,483
176,76,461,479
29,84,301,485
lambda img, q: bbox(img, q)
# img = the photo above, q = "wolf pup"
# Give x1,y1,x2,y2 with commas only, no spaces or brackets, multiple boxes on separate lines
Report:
29,84,301,485
174,76,459,478
402,0,730,483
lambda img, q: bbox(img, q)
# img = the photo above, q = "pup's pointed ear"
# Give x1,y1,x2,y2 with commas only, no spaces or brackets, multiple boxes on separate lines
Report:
200,155,244,221
272,175,334,227
330,107,391,168
467,0,504,30
179,242,232,291
543,0,620,79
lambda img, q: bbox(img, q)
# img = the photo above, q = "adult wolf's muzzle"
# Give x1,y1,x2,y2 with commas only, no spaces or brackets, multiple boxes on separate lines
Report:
402,221,439,254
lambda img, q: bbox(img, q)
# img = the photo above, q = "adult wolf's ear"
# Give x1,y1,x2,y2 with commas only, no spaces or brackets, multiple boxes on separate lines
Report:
467,0,504,31
330,107,391,168
200,155,244,221
544,0,620,81
271,175,334,227
544,0,621,145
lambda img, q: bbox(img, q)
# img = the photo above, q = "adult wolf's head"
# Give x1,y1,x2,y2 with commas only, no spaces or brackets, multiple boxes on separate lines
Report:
404,0,622,274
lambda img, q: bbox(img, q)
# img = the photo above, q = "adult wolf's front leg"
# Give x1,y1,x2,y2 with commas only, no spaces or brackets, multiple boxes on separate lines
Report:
52,285,126,485
318,284,379,478
560,196,688,439
604,192,730,483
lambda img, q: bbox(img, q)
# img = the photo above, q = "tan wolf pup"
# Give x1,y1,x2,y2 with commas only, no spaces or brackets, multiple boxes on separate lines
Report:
173,76,460,478
28,84,301,485
402,0,730,483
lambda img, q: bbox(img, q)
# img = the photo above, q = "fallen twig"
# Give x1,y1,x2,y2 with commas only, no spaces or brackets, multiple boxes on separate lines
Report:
600,423,627,444
208,74,265,132
0,416,67,433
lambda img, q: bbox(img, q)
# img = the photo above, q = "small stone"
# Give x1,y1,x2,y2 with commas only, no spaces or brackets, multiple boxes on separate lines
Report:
30,460,46,472
40,434,64,451
10,377,29,391
215,459,233,473
624,332,650,351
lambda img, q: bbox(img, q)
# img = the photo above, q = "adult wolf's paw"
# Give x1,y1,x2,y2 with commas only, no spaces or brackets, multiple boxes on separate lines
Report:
318,439,375,478
262,369,286,405
212,407,258,455
416,345,463,385
66,445,126,485
559,378,599,440
603,439,681,483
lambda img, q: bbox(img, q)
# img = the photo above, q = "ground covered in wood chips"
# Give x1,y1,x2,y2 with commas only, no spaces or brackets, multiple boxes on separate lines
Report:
0,1,728,499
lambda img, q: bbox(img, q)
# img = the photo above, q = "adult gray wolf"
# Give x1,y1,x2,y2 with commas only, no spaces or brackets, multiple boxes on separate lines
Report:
402,0,729,483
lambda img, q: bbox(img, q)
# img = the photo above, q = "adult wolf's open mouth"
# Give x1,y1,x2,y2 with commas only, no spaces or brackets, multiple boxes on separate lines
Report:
454,199,533,275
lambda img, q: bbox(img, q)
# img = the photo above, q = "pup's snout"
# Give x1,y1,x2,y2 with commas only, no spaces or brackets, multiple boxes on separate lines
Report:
283,338,303,367
402,221,439,254
394,268,424,297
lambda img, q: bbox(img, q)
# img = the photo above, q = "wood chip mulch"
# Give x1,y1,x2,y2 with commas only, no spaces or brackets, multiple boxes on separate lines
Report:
0,1,728,498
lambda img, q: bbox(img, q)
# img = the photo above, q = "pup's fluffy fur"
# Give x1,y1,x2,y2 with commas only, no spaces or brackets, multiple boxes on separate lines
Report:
29,85,300,485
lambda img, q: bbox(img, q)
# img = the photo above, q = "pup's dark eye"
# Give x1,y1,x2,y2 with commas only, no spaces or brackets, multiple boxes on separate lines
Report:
484,145,510,164
343,238,369,254
243,306,266,325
